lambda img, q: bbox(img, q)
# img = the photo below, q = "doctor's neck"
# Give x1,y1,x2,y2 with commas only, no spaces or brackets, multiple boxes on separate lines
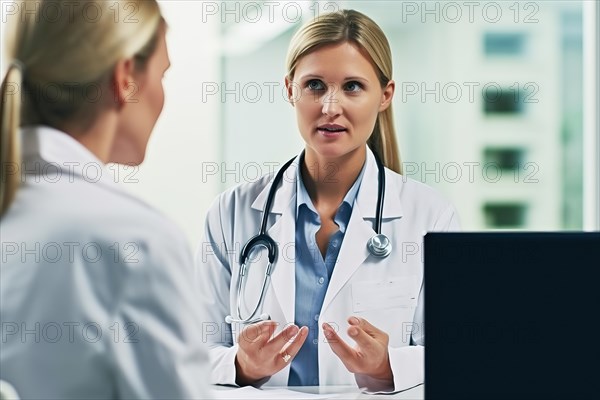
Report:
301,146,366,205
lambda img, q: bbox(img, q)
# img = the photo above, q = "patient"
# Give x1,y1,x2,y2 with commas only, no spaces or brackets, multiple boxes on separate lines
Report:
0,1,209,398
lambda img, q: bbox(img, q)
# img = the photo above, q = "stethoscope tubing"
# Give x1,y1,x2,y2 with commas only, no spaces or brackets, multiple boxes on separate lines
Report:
226,150,389,325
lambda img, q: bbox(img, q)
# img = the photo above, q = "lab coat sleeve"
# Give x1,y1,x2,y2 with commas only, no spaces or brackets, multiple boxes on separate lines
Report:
362,203,461,394
195,195,240,386
106,226,210,398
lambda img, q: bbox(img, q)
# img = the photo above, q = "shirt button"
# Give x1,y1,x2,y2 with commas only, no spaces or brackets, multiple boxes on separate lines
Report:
314,314,319,321
318,277,325,284
312,338,318,345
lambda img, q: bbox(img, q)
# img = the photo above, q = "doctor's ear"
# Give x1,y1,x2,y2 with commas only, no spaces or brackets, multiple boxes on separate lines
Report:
284,76,296,107
112,58,136,108
378,79,395,112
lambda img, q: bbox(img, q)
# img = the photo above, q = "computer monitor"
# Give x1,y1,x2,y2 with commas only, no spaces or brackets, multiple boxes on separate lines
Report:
424,232,600,400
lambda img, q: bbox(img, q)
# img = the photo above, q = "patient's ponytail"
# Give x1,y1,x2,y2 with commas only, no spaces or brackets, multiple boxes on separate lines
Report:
0,63,23,216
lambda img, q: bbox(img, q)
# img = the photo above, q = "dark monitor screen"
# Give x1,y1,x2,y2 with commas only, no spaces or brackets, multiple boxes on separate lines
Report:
424,232,600,400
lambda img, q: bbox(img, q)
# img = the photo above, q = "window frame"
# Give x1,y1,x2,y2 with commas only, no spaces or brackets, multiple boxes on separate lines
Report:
583,0,600,230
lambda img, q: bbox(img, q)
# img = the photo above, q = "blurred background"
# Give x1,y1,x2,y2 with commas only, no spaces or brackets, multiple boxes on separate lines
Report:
1,0,598,246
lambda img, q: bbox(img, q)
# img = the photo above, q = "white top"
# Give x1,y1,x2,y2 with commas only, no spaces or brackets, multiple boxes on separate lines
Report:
0,126,209,399
196,147,460,392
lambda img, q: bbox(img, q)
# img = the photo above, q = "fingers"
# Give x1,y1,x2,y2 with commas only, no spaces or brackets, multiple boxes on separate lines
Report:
347,322,379,353
264,324,300,351
237,320,277,348
348,316,385,337
235,321,279,383
323,322,357,367
347,317,393,382
324,318,391,376
276,326,309,367
349,317,390,350
236,322,308,382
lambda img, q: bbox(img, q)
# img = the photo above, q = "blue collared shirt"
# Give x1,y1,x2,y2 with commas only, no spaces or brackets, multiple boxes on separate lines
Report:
288,160,366,386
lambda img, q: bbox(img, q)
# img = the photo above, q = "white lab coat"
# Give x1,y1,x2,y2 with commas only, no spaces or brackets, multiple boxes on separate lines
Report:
196,147,460,392
0,126,209,399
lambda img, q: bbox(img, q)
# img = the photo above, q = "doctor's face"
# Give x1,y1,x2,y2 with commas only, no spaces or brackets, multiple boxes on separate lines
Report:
286,42,394,162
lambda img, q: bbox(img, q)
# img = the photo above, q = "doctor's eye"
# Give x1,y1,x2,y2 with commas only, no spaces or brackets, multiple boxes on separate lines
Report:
343,81,363,92
306,79,325,91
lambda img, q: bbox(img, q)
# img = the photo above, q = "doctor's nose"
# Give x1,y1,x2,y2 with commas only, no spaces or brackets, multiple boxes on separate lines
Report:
321,87,342,117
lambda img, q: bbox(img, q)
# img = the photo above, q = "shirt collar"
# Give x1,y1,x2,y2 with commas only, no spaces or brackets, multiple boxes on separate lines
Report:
20,125,118,189
22,125,103,164
295,155,366,219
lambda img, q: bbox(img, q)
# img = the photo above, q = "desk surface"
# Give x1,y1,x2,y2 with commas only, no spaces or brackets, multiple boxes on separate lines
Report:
289,385,423,399
211,384,424,399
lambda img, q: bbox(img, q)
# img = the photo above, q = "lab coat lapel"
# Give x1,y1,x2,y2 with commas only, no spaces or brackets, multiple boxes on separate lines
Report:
320,147,404,313
321,148,379,314
265,197,296,324
256,156,300,324
321,202,374,314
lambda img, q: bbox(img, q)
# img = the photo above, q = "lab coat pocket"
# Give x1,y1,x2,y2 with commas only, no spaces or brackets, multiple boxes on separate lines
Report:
351,276,419,313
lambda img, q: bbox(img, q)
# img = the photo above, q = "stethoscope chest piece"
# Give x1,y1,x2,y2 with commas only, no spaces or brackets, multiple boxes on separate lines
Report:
367,233,392,258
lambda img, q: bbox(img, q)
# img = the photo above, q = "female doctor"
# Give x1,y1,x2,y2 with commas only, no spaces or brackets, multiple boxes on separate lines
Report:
196,9,459,393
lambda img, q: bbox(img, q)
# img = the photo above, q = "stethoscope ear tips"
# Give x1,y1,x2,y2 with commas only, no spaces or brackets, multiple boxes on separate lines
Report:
367,234,392,258
225,315,233,324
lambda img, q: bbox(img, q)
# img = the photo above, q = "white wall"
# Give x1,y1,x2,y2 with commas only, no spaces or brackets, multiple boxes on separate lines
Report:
121,1,221,247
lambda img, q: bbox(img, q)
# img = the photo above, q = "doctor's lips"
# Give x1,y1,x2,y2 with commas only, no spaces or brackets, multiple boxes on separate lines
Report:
317,124,347,137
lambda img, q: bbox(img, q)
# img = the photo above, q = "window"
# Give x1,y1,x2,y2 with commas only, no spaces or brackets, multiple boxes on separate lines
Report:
484,33,527,56
218,1,591,231
484,203,528,228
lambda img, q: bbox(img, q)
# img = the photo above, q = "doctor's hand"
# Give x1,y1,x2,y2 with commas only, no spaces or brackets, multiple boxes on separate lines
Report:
235,321,308,386
323,317,394,388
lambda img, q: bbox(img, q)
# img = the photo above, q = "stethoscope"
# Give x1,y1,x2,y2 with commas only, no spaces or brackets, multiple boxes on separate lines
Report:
225,151,391,325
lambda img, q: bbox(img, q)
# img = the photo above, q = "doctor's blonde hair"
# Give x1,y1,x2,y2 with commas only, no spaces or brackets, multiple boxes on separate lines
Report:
0,0,164,215
286,9,402,174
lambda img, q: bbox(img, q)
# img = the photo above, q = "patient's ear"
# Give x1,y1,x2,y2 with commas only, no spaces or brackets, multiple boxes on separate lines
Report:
112,58,136,108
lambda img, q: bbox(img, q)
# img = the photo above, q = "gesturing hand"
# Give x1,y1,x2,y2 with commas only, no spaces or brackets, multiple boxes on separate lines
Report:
235,321,308,386
323,317,393,387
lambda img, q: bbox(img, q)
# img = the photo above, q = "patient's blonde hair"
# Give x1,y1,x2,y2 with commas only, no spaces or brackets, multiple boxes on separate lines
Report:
0,0,163,215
